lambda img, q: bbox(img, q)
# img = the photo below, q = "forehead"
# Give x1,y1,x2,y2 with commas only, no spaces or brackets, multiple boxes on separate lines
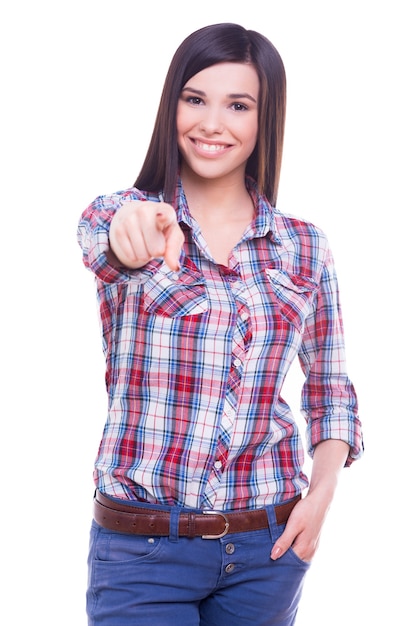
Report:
183,62,259,96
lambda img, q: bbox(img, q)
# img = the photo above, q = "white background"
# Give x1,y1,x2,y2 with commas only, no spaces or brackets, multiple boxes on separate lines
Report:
1,1,417,624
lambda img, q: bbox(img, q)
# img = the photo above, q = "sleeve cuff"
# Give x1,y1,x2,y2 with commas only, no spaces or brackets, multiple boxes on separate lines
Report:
306,414,364,467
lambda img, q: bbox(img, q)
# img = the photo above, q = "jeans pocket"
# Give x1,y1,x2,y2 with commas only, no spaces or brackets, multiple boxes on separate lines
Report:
93,525,163,564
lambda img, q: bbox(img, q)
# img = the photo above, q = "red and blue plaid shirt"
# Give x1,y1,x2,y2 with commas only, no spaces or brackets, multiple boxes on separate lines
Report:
77,177,363,511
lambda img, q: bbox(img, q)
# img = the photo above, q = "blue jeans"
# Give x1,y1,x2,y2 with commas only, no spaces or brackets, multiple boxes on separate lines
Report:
87,503,310,625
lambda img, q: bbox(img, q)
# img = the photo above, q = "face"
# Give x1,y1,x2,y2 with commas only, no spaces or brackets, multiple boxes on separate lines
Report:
176,62,259,184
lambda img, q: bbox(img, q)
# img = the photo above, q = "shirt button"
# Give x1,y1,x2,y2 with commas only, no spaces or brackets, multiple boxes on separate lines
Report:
225,543,235,554
171,273,179,281
240,312,249,321
214,460,222,470
233,358,242,367
225,563,235,573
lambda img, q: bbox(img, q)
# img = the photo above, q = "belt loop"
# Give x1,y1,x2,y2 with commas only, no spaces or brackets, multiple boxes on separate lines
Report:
266,505,280,543
169,507,180,542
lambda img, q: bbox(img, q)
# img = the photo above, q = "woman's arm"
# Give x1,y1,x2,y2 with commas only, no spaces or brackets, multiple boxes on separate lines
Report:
271,439,350,561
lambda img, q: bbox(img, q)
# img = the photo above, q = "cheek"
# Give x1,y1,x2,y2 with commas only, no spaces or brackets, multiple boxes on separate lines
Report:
243,118,258,154
176,103,195,135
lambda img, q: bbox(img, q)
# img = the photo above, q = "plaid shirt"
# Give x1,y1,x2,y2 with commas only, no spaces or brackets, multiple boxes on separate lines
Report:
77,177,363,511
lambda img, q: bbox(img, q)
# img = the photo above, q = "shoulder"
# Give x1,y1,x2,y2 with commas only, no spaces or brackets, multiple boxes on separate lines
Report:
89,187,160,209
270,208,333,280
273,208,327,242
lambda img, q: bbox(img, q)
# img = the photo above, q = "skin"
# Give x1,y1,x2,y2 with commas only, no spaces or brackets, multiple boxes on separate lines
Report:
109,61,350,562
270,440,349,562
109,200,183,271
109,62,259,269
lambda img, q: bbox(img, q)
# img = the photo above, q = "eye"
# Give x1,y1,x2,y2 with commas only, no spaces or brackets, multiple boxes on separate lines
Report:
186,96,204,106
230,102,249,112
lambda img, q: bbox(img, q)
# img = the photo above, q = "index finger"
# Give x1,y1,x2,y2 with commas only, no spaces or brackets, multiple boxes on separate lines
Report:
154,204,184,271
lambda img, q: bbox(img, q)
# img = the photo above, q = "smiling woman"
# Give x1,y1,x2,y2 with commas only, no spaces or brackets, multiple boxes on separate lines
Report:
176,63,260,263
134,23,286,207
77,22,363,626
177,63,259,177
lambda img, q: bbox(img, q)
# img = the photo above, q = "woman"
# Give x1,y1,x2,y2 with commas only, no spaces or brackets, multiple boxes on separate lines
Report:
78,22,363,626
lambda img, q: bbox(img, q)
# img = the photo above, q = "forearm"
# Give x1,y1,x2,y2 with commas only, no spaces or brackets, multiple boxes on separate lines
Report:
308,439,350,505
270,439,350,561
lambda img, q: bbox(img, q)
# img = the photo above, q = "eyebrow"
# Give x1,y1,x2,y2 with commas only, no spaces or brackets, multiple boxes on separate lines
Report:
181,86,257,103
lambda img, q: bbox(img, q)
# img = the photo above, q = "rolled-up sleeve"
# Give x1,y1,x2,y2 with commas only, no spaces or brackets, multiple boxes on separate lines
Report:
298,246,364,466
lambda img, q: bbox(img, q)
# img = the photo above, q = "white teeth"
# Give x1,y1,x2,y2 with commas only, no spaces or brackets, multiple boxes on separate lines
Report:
195,141,224,152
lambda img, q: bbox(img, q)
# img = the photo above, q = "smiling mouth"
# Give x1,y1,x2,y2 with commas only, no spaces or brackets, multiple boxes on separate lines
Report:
193,139,231,152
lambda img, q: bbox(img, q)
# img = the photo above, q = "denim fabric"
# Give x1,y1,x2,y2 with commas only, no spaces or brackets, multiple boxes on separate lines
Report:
87,514,310,626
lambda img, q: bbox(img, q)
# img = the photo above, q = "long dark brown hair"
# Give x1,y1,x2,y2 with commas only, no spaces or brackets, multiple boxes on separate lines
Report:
133,23,286,206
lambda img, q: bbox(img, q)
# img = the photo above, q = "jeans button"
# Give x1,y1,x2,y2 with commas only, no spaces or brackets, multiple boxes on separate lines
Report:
225,543,235,554
225,563,235,573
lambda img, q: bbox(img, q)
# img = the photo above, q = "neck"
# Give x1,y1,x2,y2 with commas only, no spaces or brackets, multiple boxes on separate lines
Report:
180,166,251,219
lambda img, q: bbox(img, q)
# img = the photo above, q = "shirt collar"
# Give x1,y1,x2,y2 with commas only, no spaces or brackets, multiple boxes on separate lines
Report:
171,176,282,245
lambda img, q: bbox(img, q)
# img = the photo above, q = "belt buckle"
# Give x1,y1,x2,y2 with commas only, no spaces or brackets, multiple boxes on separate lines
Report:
201,510,230,539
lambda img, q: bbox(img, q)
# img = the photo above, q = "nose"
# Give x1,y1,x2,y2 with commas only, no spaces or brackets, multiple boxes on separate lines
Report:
199,106,224,134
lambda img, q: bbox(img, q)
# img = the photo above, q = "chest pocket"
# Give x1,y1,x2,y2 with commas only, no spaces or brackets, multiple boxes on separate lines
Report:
142,262,208,318
265,268,318,332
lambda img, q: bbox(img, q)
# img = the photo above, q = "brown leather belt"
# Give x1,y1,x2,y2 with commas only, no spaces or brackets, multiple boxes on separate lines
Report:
93,490,301,539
